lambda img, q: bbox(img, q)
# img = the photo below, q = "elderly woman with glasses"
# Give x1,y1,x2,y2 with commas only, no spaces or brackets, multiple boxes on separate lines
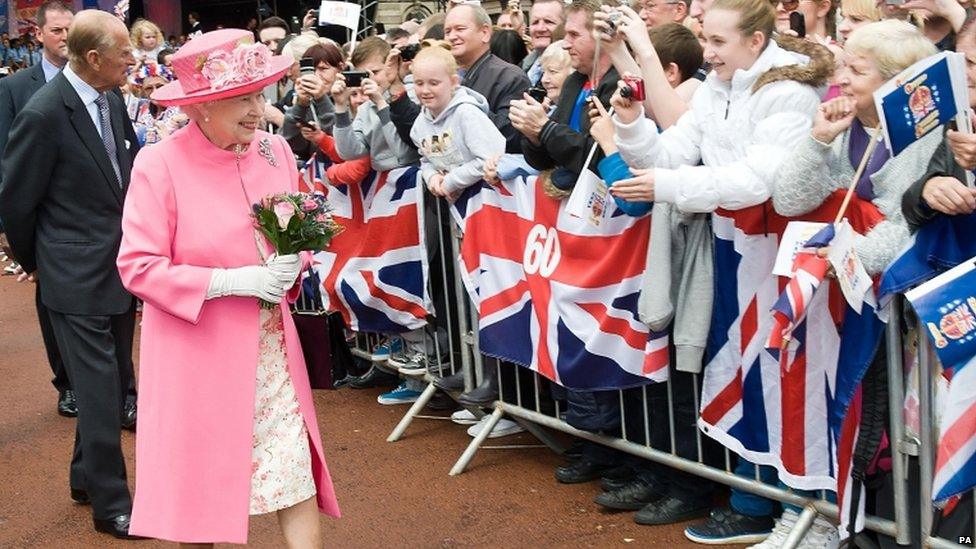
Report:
117,30,340,546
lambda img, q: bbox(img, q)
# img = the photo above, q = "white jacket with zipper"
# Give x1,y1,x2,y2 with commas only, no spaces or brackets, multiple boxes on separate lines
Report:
613,39,824,213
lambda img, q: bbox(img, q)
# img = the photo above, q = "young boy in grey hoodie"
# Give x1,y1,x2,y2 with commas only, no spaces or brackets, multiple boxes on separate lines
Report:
333,37,418,172
407,43,506,198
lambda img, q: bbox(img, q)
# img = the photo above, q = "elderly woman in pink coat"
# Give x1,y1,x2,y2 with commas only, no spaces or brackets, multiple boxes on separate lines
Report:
116,29,340,546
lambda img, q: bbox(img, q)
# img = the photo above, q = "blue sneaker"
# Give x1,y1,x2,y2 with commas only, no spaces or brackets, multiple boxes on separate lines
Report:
370,337,403,361
684,507,773,545
377,382,422,405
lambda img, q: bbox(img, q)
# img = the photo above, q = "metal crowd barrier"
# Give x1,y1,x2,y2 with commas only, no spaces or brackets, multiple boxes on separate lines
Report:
335,192,973,547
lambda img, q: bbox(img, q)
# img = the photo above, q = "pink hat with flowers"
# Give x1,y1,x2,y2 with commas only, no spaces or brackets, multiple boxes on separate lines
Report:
152,29,292,106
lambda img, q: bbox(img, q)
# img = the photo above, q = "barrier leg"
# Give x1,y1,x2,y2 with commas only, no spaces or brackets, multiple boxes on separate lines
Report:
885,300,912,546
387,382,439,442
780,505,818,549
450,406,505,476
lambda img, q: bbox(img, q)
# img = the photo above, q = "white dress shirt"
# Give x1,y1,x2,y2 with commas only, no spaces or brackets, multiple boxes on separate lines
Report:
62,64,104,138
40,55,60,83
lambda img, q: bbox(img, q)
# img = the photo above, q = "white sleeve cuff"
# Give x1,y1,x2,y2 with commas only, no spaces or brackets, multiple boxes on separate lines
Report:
654,168,680,204
612,107,651,144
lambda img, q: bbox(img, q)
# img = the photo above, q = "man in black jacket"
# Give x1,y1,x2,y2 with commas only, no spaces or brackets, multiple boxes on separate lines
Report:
388,3,530,153
0,10,141,539
0,0,77,417
510,0,618,185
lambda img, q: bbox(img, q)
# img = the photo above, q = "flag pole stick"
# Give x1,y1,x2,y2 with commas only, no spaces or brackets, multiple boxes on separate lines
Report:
833,132,882,224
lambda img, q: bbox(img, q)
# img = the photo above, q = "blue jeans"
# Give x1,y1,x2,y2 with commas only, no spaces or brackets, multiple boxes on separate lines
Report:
729,459,837,517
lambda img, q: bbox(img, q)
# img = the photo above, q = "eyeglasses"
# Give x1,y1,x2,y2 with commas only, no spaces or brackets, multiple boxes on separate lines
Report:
641,1,682,9
770,0,799,11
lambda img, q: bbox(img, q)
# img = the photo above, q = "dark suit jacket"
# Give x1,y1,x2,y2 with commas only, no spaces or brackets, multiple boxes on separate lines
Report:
0,71,139,315
0,62,46,179
903,128,962,231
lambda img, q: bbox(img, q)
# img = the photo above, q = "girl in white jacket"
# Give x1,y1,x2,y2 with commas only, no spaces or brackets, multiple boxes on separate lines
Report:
606,0,831,213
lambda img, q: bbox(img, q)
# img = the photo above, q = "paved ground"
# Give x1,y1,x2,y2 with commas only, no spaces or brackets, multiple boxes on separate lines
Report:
0,276,712,548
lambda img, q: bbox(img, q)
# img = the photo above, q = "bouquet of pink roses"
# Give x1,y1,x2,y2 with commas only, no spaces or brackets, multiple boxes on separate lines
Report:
251,192,341,308
252,192,342,255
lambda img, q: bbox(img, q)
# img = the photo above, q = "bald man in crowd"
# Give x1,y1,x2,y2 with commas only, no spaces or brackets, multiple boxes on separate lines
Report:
0,10,141,540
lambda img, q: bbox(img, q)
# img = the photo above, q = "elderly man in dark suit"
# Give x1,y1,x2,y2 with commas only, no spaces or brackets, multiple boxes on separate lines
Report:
0,0,137,428
0,10,141,540
0,1,81,418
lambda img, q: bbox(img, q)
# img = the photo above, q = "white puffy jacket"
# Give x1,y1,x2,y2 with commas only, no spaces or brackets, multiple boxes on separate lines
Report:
613,39,824,213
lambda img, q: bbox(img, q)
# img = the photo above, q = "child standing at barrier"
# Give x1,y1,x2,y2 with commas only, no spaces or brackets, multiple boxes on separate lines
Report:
332,37,419,173
409,41,507,199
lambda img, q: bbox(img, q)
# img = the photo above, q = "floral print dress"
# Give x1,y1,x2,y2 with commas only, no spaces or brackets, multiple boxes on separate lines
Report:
249,307,317,515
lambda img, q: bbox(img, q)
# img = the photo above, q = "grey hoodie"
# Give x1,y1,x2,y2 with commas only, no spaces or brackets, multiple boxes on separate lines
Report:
334,99,419,172
409,86,506,195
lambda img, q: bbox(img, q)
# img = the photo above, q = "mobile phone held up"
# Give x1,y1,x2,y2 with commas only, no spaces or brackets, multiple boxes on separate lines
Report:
399,43,420,62
299,57,316,76
789,11,806,39
341,70,370,88
526,85,548,103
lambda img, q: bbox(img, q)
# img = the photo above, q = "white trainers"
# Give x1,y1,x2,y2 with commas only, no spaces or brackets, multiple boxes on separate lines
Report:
451,409,479,425
747,508,798,549
798,516,839,549
466,416,525,438
747,510,839,549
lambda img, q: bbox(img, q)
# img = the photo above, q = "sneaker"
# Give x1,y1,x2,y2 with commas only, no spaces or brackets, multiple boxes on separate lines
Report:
377,382,422,405
451,409,479,425
799,516,839,549
747,509,798,549
370,337,403,361
387,347,412,369
466,416,525,438
684,507,774,545
3,262,19,275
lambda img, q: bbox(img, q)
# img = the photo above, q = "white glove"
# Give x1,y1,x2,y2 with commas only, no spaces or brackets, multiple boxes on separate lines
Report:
265,253,303,288
206,265,289,303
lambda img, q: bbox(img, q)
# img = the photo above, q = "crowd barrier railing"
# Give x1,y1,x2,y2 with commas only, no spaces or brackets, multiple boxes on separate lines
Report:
334,192,971,547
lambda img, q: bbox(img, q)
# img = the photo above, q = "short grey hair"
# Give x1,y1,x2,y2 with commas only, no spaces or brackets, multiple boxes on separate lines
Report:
450,3,493,29
67,10,120,66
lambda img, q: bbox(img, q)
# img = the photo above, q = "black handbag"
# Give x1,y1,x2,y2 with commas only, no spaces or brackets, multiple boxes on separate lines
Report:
291,268,355,389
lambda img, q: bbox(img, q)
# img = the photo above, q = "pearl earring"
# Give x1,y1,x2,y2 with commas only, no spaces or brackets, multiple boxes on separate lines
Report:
204,115,210,123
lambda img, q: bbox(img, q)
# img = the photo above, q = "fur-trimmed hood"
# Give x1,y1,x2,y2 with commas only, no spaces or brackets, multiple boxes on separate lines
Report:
706,36,833,95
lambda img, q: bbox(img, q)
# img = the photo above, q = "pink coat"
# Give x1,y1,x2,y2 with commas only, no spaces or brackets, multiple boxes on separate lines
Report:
117,122,340,543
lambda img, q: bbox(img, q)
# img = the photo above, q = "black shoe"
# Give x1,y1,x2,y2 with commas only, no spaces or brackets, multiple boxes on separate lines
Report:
554,458,617,484
634,494,710,525
432,372,464,392
121,401,137,432
58,390,78,417
70,488,90,505
425,391,457,411
348,367,399,389
594,478,664,511
684,506,774,544
457,381,498,408
599,466,637,492
562,439,585,461
93,514,146,540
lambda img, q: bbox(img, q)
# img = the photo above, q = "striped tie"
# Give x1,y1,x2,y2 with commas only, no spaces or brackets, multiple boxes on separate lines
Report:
95,93,122,187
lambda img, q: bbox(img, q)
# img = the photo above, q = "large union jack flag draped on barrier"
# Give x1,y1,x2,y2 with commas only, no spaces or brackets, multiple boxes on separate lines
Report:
311,165,431,333
449,175,669,391
699,192,886,496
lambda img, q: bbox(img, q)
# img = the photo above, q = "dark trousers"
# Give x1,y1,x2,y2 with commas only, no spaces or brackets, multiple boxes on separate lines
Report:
36,281,70,392
48,304,135,519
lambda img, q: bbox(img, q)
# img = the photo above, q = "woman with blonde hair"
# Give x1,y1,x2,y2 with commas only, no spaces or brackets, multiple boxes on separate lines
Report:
130,19,165,63
836,0,884,42
538,40,571,105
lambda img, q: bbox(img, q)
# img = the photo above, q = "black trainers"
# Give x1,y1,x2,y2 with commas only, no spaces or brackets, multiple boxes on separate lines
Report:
554,458,617,484
348,366,400,389
634,495,709,525
594,478,665,511
684,506,774,545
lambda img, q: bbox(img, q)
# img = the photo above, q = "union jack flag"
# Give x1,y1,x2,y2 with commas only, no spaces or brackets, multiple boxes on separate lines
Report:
450,174,669,391
700,192,885,494
311,165,431,333
933,358,976,502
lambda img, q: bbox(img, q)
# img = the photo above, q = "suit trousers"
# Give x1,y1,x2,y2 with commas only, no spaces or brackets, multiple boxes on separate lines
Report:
48,303,135,519
35,281,70,392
